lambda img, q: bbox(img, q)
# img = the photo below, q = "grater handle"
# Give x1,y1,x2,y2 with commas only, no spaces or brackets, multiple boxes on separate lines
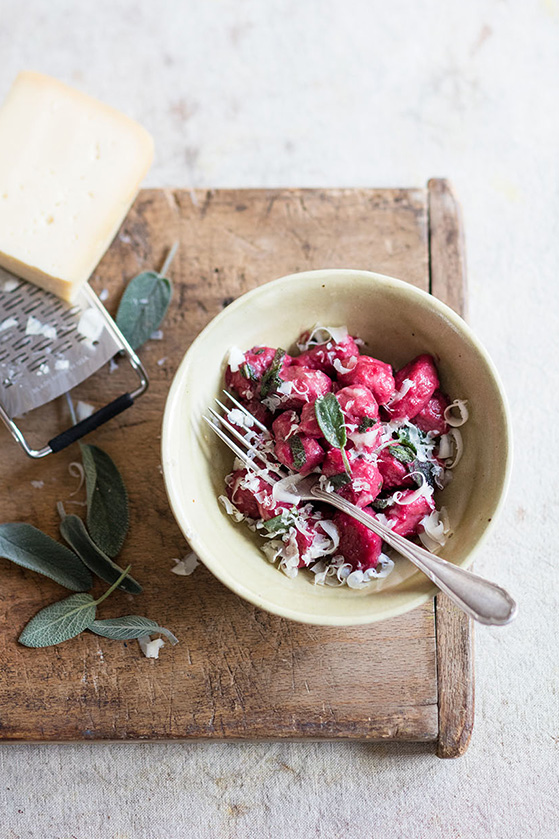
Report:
48,393,134,453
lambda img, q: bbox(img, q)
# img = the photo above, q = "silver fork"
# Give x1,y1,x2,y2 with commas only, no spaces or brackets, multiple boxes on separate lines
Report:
205,393,517,626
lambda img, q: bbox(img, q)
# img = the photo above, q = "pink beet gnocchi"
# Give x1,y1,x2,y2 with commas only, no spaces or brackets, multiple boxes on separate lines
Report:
220,326,468,587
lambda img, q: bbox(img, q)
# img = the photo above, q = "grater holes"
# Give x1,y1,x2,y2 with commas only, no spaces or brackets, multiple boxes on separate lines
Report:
21,300,46,316
60,307,81,323
2,293,25,313
40,301,65,320
50,339,73,354
11,335,32,351
11,351,30,364
30,337,53,353
27,355,49,373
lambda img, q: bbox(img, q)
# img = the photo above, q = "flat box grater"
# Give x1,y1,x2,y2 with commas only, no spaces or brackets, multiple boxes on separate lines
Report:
0,266,148,458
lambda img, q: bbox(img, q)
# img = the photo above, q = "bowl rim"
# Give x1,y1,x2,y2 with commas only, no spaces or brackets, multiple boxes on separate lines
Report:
161,268,513,626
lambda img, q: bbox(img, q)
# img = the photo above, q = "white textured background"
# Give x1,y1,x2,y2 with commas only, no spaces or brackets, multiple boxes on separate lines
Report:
0,1,558,837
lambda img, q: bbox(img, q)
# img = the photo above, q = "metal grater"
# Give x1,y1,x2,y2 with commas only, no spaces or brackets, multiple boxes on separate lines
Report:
0,266,148,458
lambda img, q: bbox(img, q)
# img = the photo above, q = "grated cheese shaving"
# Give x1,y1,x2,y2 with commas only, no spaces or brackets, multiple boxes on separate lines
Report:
138,635,165,659
393,473,434,506
444,399,469,427
26,315,56,340
272,473,305,505
77,308,104,344
0,317,18,331
446,428,464,469
333,356,357,376
171,551,200,576
388,378,414,405
227,346,246,372
76,401,95,421
218,495,246,522
297,324,349,351
68,461,85,496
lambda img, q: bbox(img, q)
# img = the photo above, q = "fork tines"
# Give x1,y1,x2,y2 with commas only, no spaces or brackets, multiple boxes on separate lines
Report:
204,391,285,485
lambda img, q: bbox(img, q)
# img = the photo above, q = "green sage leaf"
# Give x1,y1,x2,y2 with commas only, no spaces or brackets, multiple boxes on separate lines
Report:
90,616,179,644
288,434,306,470
388,444,415,464
262,509,298,534
371,495,395,511
115,270,172,351
18,592,96,648
60,514,141,594
411,460,437,490
328,473,351,489
315,393,347,450
260,348,286,397
0,523,92,591
357,417,376,433
240,362,258,381
81,444,129,558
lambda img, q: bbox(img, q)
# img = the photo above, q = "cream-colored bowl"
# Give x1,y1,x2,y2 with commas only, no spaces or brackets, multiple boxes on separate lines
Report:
162,269,512,626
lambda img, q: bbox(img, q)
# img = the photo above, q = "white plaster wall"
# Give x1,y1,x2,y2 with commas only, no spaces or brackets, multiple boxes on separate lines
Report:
0,1,557,836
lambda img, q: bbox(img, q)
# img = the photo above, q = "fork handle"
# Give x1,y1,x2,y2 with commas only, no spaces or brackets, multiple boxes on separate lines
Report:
311,488,517,626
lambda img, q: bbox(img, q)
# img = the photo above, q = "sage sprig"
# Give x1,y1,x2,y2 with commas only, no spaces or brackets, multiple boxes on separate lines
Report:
59,509,142,594
0,523,92,591
81,443,129,557
314,393,351,474
2,439,177,655
90,616,178,644
18,565,131,648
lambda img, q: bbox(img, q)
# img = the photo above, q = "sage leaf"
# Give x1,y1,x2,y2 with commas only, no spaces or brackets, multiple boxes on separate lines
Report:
0,523,92,591
59,513,142,594
81,444,128,557
328,473,351,489
372,495,395,511
18,592,96,647
262,509,298,534
115,270,172,350
314,393,347,450
388,444,415,464
260,348,286,397
288,434,306,470
357,417,376,433
411,460,437,490
90,616,179,644
240,362,258,381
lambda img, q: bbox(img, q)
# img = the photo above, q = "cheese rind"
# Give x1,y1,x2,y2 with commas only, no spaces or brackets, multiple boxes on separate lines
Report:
0,72,154,301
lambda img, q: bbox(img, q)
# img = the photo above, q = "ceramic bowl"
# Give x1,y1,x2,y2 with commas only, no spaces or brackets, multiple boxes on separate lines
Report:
162,269,512,626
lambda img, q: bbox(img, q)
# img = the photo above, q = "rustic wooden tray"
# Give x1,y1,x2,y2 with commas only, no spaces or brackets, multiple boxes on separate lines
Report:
0,180,473,757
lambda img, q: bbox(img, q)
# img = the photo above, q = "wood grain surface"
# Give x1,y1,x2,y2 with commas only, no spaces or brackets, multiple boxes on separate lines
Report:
428,179,475,758
0,186,470,750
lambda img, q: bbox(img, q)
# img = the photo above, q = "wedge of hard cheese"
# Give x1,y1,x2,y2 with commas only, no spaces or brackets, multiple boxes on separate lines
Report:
0,71,154,301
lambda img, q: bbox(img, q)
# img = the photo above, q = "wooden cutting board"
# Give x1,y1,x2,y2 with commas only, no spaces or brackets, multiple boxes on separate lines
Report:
0,180,473,758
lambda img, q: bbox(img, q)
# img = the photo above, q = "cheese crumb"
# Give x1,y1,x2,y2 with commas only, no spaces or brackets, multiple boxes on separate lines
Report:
138,635,165,659
0,316,18,331
76,400,95,421
171,552,200,576
77,307,104,343
26,315,57,340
